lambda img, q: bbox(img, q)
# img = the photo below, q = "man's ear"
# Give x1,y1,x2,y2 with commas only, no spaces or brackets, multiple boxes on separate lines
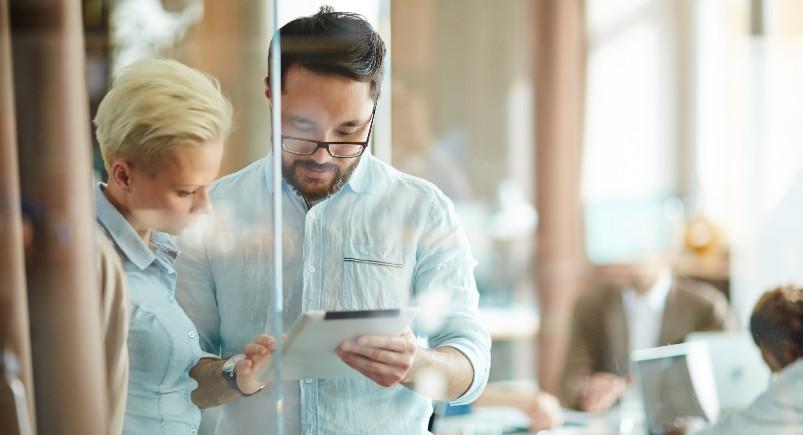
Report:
264,77,272,100
109,159,135,192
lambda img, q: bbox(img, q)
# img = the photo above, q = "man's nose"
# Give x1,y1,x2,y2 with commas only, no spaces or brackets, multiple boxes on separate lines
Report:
309,144,334,164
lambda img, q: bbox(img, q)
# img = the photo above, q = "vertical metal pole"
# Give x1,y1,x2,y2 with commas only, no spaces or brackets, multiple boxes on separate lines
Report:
0,0,36,432
269,0,283,433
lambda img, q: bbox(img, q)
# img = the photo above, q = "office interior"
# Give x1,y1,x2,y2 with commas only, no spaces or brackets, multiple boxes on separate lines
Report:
1,0,802,434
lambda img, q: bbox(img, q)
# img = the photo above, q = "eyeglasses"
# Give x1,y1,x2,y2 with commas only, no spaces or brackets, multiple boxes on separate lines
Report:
281,103,377,158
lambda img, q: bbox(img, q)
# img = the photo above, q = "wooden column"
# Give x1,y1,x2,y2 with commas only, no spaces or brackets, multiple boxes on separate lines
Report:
0,0,35,433
532,0,588,395
10,0,108,433
181,0,269,176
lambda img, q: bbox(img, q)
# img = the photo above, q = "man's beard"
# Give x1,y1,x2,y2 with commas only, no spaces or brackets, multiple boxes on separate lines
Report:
281,157,360,202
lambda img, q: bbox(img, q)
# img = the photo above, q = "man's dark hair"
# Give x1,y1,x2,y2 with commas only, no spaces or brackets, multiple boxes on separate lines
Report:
267,6,386,101
750,285,803,368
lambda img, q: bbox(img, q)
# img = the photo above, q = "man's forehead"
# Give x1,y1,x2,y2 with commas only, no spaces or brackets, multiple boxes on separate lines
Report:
282,66,372,101
282,90,373,123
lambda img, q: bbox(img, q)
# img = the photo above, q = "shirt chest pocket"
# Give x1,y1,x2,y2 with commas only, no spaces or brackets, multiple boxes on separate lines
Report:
341,244,412,310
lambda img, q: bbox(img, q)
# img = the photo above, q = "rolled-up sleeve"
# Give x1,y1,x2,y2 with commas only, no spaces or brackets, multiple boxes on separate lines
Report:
413,190,491,405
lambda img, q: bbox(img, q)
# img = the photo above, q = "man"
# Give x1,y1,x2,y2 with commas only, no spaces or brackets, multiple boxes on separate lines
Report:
175,7,490,434
560,257,735,412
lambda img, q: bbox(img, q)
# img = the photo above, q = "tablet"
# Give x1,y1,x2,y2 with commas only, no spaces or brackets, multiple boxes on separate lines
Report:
257,307,419,381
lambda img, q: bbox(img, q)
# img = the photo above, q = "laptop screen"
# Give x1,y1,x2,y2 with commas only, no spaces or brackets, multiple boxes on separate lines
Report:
632,343,719,435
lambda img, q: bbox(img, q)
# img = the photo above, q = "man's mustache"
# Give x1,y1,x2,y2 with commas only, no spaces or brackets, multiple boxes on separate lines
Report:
294,160,339,172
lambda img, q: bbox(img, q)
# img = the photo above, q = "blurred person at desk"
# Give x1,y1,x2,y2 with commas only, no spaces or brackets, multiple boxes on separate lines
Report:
690,285,803,435
561,255,735,413
94,58,274,434
175,6,491,434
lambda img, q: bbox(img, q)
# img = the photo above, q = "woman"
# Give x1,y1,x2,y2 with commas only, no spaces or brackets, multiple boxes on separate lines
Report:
93,58,273,434
692,285,803,435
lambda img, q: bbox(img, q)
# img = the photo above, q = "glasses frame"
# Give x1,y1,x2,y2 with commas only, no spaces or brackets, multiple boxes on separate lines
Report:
281,102,378,158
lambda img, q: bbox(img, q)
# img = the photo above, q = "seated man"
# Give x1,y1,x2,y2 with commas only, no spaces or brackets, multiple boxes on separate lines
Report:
561,256,735,412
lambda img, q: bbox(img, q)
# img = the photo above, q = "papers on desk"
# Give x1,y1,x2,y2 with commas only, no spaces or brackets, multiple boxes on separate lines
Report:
433,406,531,434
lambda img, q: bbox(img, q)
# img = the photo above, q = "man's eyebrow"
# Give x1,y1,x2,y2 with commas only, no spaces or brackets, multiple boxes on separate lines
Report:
288,114,315,124
286,114,371,128
338,115,372,128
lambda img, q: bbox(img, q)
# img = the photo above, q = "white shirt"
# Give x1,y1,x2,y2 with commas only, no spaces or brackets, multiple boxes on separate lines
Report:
621,271,672,354
175,153,491,435
693,359,803,435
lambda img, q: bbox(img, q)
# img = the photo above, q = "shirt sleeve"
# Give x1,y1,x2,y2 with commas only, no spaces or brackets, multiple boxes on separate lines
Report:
175,235,222,358
691,373,803,435
413,189,491,405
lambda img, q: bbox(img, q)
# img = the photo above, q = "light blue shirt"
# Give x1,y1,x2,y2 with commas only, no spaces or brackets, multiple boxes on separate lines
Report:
693,358,803,435
95,183,205,435
175,153,491,434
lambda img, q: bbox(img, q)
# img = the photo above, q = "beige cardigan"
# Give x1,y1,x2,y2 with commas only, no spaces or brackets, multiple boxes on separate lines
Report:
97,230,129,435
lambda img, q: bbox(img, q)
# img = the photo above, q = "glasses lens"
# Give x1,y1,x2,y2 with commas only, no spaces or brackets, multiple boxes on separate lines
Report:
282,138,318,154
329,144,364,157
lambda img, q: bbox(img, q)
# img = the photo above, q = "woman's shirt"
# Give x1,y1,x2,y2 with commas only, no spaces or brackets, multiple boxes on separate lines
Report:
96,183,205,435
694,358,803,435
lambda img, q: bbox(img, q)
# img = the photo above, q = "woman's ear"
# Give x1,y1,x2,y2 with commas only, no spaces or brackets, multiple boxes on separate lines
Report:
109,159,135,192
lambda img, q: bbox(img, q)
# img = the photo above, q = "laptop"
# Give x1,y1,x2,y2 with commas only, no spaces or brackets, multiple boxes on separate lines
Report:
631,342,720,435
684,331,771,413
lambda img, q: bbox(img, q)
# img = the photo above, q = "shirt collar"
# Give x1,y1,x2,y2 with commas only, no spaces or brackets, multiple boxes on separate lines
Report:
95,183,177,270
264,151,374,196
623,270,672,311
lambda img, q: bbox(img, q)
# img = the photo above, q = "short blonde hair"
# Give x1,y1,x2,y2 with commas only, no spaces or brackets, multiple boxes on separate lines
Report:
94,58,233,172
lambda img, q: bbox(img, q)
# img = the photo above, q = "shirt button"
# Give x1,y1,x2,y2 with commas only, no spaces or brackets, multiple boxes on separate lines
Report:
307,265,315,273
188,330,197,339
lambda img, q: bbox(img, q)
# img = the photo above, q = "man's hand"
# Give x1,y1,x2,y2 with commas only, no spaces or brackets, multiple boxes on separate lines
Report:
580,372,626,412
336,327,418,388
235,334,275,395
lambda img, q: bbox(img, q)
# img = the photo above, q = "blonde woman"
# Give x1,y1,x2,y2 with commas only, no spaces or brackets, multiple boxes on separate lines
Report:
94,59,273,434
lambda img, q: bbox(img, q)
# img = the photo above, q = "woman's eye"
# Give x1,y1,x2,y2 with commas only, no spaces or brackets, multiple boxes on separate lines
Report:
178,190,196,198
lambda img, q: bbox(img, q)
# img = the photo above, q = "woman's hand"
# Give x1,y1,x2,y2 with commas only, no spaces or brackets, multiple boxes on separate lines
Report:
235,334,275,395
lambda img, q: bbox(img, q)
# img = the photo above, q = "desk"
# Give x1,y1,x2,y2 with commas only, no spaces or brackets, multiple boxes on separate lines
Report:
433,404,647,435
479,306,539,340
479,306,539,381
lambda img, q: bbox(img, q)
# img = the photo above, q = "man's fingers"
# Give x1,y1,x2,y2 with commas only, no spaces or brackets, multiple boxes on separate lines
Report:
338,342,411,367
354,334,411,352
337,350,405,378
337,350,404,387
